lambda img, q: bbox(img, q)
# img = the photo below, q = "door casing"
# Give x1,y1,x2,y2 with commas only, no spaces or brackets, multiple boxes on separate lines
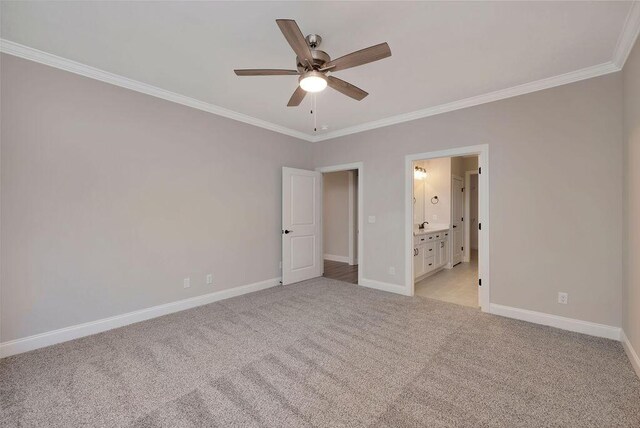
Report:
316,162,364,286
405,145,490,311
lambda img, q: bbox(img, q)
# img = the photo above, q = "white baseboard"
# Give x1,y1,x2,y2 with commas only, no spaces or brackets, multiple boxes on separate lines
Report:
489,303,621,340
0,277,281,358
324,254,350,263
361,278,410,296
622,330,640,379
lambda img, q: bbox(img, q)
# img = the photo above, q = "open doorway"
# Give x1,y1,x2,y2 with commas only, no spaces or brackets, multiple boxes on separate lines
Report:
316,162,363,286
405,145,489,311
321,169,358,283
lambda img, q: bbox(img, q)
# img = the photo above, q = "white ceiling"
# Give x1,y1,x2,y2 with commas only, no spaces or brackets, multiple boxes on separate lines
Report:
1,1,638,141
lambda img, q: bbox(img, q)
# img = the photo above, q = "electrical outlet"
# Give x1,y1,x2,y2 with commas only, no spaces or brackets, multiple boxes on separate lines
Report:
206,274,213,285
183,278,191,289
388,266,396,275
558,292,568,304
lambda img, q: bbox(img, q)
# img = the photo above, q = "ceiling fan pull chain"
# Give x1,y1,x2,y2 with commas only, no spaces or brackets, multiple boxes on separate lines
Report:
313,94,317,132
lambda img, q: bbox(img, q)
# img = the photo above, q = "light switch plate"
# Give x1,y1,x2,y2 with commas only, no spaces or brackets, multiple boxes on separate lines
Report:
368,216,376,224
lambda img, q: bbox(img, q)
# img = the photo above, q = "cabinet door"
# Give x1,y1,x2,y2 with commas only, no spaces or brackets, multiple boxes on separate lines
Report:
440,239,449,266
414,247,425,278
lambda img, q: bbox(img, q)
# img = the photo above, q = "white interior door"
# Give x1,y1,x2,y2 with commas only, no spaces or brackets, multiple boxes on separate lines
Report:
452,176,464,265
282,167,322,285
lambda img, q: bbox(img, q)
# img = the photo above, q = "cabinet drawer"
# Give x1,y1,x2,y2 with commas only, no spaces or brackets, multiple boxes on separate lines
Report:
424,242,436,256
424,255,436,272
414,235,427,245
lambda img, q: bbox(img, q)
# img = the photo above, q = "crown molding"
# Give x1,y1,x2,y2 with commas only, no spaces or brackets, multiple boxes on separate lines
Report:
312,61,620,142
613,1,640,69
0,39,315,142
1,25,632,144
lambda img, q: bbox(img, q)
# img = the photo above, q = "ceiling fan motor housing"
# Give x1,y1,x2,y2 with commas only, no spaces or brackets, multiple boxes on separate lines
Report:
297,34,330,71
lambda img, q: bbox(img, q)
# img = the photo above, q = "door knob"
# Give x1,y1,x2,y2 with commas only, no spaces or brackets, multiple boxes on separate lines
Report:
283,230,293,234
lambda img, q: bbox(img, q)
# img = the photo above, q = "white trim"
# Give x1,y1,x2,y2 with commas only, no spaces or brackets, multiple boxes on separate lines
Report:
0,39,313,142
490,303,621,341
613,1,640,69
622,330,640,379
0,277,281,358
360,278,410,296
464,169,479,263
405,145,490,311
347,171,356,265
0,38,630,145
323,254,351,264
317,162,363,286
314,62,619,142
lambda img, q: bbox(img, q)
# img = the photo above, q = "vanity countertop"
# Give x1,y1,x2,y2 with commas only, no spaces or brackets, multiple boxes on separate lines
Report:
413,226,450,236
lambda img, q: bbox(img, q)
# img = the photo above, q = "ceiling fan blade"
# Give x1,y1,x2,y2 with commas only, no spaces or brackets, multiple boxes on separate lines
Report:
323,42,391,72
287,86,306,107
327,76,368,101
276,19,314,67
234,69,299,76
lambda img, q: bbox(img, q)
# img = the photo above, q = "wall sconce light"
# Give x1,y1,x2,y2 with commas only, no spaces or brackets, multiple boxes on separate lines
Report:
414,166,427,179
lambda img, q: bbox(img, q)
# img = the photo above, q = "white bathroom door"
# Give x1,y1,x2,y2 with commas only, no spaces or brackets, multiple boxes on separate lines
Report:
452,176,464,265
282,167,323,285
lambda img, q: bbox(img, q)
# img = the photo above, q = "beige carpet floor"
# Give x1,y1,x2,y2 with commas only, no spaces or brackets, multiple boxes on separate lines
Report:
1,277,639,427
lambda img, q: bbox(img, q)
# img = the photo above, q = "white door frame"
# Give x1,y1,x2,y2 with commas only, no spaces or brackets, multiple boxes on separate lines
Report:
347,171,357,265
316,162,364,286
464,169,479,263
405,145,490,311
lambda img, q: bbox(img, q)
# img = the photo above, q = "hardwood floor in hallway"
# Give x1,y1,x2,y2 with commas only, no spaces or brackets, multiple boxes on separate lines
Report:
323,259,358,284
415,250,479,308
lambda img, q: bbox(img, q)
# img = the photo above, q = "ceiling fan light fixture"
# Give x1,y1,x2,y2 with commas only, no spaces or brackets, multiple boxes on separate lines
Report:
299,71,327,93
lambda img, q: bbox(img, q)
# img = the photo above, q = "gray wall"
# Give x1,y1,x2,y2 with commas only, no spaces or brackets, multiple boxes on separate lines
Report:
322,171,350,259
0,51,628,344
0,54,312,341
623,39,640,356
313,73,623,327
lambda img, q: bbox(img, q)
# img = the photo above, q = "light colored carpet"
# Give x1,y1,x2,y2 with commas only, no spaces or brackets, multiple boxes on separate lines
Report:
1,277,639,427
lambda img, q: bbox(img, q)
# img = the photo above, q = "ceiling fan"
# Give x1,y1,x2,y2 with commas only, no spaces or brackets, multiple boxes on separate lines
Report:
234,19,391,106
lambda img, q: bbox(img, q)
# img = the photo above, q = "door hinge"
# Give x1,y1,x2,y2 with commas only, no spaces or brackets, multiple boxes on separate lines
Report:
461,246,464,251
461,217,464,222
479,278,482,286
479,167,482,174
478,223,482,230
462,187,464,192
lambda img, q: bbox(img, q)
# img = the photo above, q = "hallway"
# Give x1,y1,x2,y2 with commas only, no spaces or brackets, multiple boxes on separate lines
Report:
323,259,358,284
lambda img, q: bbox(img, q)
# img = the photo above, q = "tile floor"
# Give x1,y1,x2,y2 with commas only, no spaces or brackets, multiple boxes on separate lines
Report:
415,250,479,308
